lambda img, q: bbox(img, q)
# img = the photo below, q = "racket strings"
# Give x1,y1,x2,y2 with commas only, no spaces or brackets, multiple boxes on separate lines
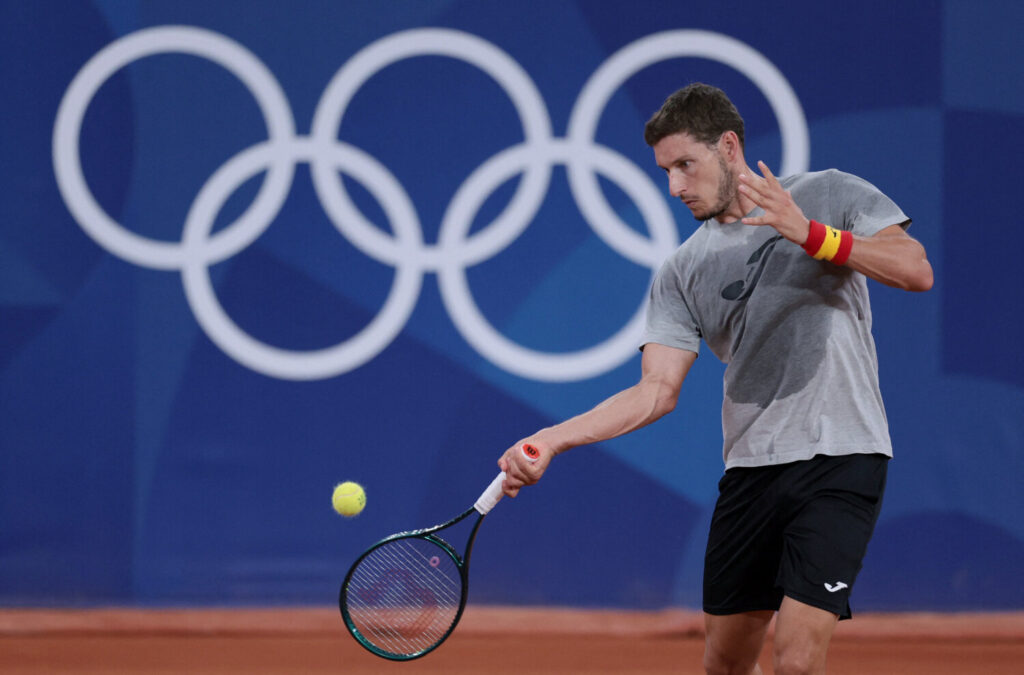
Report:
345,538,463,657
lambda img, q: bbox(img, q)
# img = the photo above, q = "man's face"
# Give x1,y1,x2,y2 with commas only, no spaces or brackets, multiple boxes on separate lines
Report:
652,132,736,222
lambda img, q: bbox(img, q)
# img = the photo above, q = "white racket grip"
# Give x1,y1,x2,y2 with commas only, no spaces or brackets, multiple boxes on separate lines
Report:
474,471,506,514
474,444,540,514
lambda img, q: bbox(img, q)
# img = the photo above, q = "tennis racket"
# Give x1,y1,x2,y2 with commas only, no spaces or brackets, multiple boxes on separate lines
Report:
339,442,541,660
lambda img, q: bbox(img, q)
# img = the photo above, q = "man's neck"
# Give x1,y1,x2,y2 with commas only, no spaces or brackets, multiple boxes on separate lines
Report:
715,165,758,224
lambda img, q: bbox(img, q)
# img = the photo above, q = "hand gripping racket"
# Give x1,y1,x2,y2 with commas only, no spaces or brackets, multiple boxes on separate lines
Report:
340,443,541,660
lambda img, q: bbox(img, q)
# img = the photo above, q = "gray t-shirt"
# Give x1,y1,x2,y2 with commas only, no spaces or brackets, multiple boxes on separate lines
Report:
642,169,910,469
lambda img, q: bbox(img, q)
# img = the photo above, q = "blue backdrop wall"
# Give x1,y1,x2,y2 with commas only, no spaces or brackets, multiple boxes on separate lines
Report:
2,0,1023,611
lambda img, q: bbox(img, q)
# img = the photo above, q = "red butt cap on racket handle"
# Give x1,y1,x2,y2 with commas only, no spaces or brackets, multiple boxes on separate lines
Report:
475,444,541,514
520,443,541,462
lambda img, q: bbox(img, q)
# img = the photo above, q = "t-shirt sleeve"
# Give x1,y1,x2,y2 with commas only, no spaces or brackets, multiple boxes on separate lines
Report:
828,169,911,237
640,255,702,354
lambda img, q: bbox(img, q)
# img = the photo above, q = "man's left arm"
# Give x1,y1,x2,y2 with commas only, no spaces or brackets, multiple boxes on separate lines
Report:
739,161,933,292
840,223,932,292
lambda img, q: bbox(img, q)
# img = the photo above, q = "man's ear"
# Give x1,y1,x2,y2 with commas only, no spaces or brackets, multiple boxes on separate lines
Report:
718,131,741,161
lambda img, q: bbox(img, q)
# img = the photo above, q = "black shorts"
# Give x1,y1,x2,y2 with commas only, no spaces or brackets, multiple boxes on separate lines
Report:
703,453,888,620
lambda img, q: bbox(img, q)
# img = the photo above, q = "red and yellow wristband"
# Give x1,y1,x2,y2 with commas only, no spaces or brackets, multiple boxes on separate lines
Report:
802,220,853,266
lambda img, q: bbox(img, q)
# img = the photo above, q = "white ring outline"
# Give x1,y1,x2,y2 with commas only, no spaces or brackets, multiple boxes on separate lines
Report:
52,26,297,269
567,30,810,254
310,28,554,270
181,139,423,380
437,139,677,381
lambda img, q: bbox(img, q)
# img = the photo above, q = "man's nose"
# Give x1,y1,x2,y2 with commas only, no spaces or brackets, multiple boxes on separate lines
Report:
668,171,686,197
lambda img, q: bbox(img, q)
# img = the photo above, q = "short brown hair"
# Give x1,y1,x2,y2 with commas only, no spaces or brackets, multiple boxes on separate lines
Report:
643,83,745,149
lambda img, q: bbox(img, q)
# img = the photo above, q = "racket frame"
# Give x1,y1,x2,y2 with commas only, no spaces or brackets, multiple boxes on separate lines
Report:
339,503,487,660
339,444,537,660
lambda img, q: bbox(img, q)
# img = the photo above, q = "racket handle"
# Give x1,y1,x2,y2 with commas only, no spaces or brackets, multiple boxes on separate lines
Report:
474,444,541,514
475,472,507,514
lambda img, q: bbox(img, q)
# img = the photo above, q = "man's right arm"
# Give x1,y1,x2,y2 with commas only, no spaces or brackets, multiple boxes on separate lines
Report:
499,343,698,497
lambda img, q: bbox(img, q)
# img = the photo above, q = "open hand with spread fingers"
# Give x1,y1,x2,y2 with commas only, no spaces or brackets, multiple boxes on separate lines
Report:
739,160,811,245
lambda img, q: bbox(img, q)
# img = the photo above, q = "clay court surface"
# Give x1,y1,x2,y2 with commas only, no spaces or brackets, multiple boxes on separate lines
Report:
2,607,1022,674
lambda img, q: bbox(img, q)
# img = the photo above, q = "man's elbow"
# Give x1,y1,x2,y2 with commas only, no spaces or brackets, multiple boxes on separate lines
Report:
652,384,680,419
904,260,934,292
912,269,934,292
894,240,934,292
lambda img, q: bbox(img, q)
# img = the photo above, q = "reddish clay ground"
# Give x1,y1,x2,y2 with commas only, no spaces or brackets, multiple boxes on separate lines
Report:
1,607,1022,674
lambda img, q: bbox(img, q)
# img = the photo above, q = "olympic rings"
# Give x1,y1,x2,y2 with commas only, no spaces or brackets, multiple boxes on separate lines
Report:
53,26,809,381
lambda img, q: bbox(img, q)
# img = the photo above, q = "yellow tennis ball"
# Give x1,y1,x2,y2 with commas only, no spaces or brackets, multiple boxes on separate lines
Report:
332,481,366,517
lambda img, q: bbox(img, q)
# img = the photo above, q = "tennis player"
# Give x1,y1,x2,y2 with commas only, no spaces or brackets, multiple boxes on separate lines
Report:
499,83,932,675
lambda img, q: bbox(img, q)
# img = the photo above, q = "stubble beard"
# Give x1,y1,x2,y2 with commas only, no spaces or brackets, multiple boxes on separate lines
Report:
693,155,737,223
